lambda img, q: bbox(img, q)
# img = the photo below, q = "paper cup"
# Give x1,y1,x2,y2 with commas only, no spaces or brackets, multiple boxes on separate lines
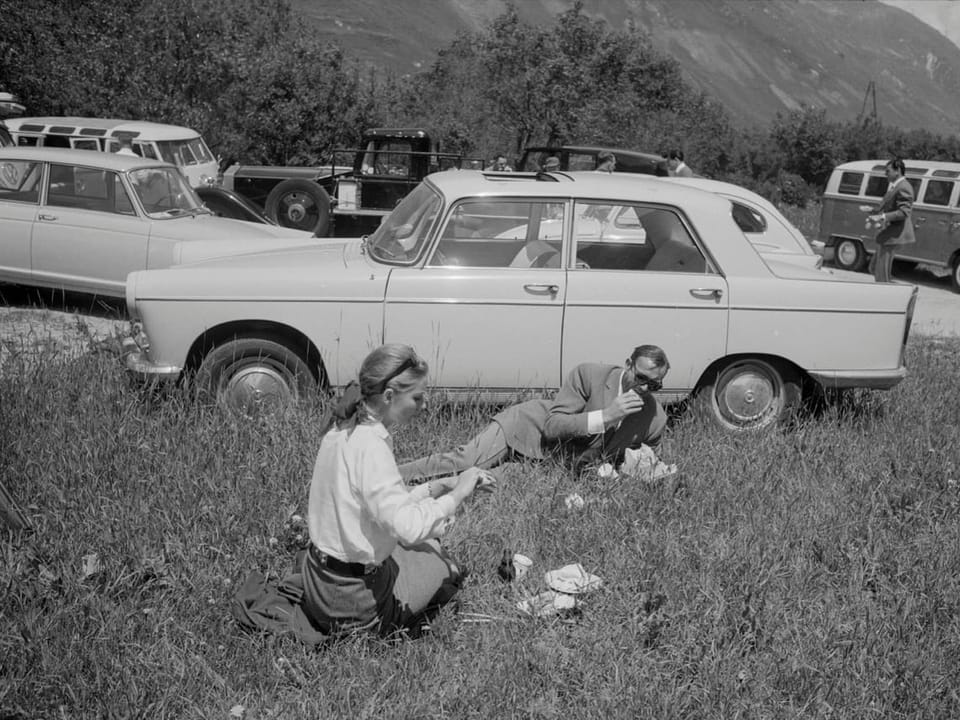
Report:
512,553,533,581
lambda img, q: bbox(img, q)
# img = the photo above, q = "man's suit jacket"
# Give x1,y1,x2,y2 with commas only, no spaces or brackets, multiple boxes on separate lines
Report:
876,177,916,246
492,363,666,461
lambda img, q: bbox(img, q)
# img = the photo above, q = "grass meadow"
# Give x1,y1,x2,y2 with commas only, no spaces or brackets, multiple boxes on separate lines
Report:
3,312,960,718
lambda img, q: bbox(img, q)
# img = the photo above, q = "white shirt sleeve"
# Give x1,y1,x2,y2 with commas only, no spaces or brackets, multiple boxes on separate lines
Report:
586,410,605,434
357,437,456,545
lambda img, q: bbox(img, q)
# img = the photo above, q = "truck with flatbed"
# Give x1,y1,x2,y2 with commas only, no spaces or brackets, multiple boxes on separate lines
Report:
220,127,483,237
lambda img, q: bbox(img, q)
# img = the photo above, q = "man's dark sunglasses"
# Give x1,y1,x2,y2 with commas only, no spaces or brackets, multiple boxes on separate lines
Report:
630,374,663,393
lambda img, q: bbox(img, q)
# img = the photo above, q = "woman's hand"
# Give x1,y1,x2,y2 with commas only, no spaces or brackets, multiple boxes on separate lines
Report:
449,467,496,504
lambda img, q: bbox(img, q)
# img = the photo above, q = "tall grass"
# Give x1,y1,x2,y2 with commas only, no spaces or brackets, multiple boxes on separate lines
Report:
2,333,960,718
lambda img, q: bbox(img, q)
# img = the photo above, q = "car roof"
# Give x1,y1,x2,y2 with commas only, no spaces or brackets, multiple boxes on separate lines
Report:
426,169,730,207
0,145,175,171
5,116,201,140
661,176,773,206
834,159,960,176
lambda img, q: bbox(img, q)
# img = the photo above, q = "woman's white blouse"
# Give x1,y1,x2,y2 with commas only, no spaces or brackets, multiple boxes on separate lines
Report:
308,422,457,564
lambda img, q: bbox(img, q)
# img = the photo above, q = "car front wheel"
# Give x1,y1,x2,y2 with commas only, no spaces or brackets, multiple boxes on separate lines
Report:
833,238,866,271
951,253,960,293
197,338,318,415
701,358,801,431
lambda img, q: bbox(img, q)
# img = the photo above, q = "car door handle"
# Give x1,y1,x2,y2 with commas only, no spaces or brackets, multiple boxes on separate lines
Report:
38,213,58,222
690,288,723,301
523,283,559,295
915,216,926,224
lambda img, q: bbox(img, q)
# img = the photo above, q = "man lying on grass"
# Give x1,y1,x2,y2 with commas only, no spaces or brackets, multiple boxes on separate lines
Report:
400,344,676,483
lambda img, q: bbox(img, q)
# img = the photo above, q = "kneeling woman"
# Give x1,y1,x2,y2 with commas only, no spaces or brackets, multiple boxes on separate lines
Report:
302,343,493,637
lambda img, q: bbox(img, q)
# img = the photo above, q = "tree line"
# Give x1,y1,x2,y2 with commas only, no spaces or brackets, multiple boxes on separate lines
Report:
2,0,959,206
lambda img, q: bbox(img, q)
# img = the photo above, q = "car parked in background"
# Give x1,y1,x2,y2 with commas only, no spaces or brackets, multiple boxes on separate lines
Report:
0,147,315,297
123,170,917,430
820,159,960,290
5,117,219,188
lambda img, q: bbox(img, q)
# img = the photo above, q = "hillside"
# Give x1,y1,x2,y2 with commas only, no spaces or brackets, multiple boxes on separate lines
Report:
291,0,960,138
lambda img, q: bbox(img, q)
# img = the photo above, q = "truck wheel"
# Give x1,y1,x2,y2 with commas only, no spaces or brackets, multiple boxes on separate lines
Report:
699,358,801,431
197,338,318,416
833,238,866,271
265,179,331,236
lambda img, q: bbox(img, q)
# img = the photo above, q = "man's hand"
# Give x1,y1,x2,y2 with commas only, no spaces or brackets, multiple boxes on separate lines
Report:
602,389,645,425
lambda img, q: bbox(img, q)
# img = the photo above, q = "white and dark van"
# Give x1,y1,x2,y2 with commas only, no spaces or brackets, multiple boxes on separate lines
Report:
819,159,960,290
4,117,217,188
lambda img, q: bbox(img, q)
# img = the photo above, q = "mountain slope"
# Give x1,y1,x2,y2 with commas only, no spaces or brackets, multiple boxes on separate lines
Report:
291,0,960,137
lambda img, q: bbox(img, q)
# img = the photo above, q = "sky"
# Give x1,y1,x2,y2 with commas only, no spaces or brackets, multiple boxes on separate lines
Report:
879,0,960,49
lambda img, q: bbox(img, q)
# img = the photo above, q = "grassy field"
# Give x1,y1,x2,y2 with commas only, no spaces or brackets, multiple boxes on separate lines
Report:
2,325,960,719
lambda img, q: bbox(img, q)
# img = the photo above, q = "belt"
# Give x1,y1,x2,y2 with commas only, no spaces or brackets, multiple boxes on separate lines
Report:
309,544,378,577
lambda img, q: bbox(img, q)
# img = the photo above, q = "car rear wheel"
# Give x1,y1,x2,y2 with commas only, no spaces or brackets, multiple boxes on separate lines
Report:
701,358,802,431
951,254,960,293
834,238,866,271
197,338,319,415
265,179,331,236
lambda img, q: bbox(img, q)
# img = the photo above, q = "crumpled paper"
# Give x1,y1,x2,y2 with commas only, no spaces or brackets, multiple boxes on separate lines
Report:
597,445,678,482
517,563,603,617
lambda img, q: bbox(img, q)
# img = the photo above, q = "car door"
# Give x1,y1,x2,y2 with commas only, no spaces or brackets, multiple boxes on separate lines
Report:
561,201,729,399
31,162,147,295
383,198,567,397
0,158,42,285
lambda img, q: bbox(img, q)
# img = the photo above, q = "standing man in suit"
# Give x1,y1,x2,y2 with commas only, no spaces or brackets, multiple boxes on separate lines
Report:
868,158,915,283
399,345,671,481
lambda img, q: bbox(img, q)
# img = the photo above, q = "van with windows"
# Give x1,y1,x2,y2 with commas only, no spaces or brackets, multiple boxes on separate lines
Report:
819,159,960,291
4,117,217,188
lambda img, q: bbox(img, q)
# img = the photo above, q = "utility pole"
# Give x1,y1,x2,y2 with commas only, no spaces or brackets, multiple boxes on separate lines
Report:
859,80,878,125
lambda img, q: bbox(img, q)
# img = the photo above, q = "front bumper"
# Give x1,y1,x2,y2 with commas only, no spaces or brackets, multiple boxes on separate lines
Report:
122,336,182,381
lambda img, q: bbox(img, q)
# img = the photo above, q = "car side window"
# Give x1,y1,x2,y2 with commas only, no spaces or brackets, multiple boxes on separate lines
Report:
46,164,134,215
429,200,564,268
922,180,953,207
731,202,766,233
0,160,41,203
573,201,708,273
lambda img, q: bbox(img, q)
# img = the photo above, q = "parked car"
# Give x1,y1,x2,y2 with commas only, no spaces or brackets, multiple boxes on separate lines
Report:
820,159,960,291
5,117,219,188
123,170,918,430
0,147,315,297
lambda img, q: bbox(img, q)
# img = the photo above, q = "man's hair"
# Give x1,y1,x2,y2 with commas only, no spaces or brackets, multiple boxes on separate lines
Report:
668,149,684,162
886,157,906,175
629,344,668,370
597,151,615,164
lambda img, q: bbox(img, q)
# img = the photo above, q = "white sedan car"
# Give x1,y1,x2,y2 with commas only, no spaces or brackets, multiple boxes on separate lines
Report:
123,170,918,430
0,147,314,297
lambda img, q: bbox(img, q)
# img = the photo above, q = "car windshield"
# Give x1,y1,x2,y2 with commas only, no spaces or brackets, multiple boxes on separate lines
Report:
129,167,207,217
155,137,215,166
367,182,442,264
